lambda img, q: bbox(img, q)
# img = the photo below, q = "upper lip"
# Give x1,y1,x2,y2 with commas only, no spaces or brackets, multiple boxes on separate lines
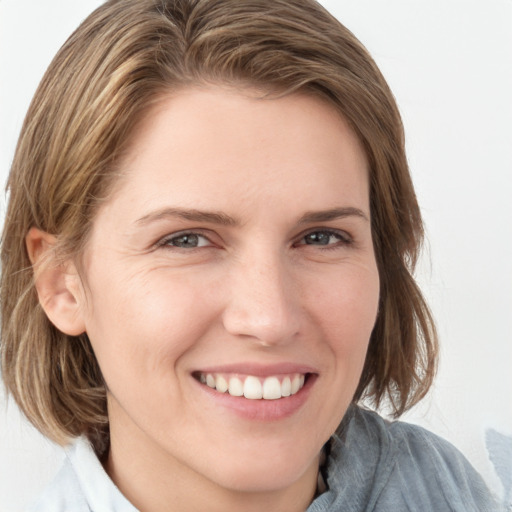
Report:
193,362,317,377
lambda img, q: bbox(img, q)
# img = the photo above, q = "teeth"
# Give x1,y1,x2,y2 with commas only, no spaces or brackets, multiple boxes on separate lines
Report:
228,377,244,397
281,376,291,397
262,377,281,400
291,374,302,394
206,374,216,388
216,375,228,393
244,376,263,399
200,372,307,400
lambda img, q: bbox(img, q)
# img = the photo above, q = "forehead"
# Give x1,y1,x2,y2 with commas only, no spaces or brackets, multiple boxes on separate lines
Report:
99,87,369,224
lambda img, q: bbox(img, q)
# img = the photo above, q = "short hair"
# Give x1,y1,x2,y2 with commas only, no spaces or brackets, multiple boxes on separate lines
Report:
1,0,437,448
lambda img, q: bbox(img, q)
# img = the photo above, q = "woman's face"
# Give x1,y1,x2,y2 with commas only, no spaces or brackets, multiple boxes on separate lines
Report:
74,88,379,496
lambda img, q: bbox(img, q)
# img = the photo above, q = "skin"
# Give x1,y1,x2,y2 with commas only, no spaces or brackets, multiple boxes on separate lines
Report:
29,87,380,512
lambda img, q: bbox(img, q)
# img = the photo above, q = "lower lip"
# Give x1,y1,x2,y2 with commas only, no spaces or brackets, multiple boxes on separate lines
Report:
194,374,317,422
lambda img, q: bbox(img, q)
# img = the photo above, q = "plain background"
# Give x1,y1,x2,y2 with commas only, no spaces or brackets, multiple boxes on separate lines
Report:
1,0,511,510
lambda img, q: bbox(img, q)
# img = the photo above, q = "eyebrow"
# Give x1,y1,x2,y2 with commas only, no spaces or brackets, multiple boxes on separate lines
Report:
135,207,239,226
135,206,368,227
298,207,369,224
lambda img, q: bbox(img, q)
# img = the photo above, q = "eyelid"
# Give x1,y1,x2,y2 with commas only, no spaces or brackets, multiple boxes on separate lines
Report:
152,227,354,251
154,229,215,249
294,227,353,246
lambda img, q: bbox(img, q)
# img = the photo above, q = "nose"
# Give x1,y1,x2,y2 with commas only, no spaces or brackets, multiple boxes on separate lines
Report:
221,251,301,346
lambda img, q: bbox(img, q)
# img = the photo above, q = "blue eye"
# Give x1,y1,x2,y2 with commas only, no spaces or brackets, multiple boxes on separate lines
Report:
300,230,350,246
162,233,210,249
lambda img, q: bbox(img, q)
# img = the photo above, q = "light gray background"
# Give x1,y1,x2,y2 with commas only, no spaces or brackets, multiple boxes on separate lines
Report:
1,0,511,510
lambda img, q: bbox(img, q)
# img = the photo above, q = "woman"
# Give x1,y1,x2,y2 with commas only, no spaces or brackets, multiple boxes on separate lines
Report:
0,0,500,510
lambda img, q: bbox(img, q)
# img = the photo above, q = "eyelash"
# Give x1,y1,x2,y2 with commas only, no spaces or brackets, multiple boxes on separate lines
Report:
155,228,353,251
156,231,212,250
295,229,353,249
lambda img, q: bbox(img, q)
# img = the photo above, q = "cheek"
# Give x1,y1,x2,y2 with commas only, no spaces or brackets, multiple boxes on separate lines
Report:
306,264,380,360
81,268,218,388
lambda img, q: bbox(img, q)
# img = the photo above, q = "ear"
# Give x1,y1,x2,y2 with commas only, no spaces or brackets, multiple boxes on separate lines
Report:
26,227,86,336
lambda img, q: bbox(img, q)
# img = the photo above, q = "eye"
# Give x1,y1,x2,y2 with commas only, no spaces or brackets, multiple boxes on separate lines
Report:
159,232,211,249
297,230,351,247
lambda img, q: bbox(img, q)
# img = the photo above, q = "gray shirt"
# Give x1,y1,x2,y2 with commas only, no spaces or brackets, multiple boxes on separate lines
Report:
310,406,501,511
29,406,502,511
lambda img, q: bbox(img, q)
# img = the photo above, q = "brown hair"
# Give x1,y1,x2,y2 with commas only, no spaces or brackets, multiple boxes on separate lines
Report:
1,0,437,447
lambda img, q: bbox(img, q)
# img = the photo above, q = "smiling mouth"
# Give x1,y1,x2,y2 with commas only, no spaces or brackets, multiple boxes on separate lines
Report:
193,372,308,400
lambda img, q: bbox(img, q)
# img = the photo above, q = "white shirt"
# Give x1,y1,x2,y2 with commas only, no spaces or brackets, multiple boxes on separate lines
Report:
28,437,136,512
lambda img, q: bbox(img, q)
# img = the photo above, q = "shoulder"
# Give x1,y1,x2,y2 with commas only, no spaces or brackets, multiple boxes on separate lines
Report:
26,455,89,512
26,437,137,512
323,406,502,512
362,407,502,511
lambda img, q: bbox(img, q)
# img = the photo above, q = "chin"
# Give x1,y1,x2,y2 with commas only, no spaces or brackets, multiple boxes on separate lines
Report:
211,464,310,494
196,442,320,494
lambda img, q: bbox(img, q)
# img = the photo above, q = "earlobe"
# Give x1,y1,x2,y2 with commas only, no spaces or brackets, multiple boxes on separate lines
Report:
25,227,86,336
